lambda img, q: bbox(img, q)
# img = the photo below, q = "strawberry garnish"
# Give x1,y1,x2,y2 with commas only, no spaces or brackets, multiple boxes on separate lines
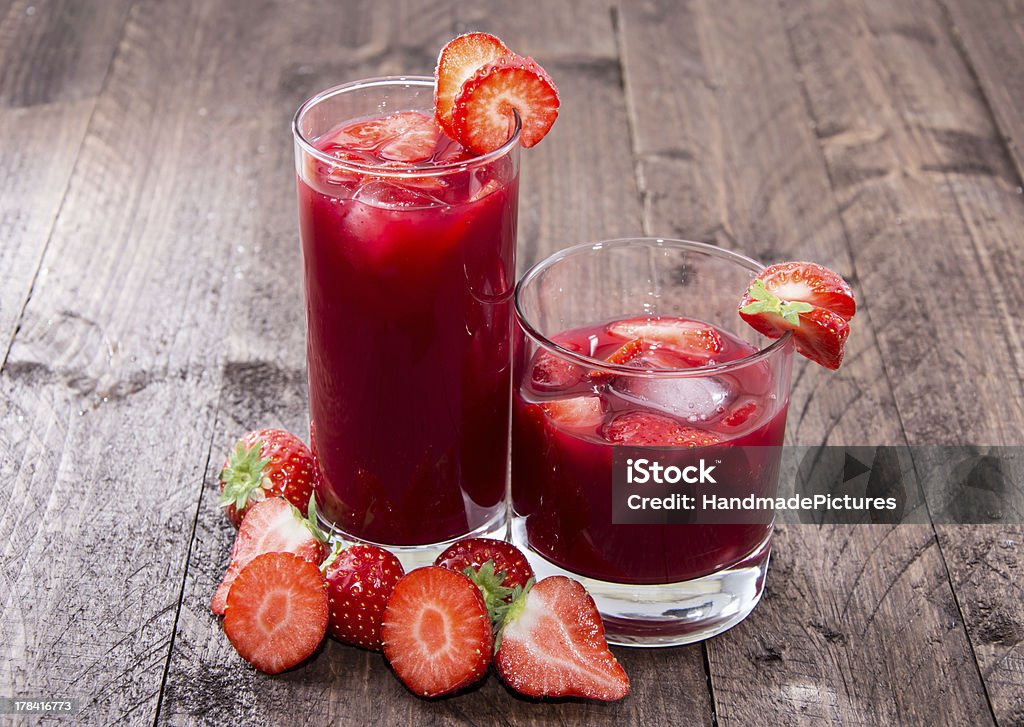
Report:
494,576,629,701
218,428,318,528
608,317,723,366
604,338,646,366
451,54,560,154
435,538,534,626
381,566,493,697
223,551,328,675
603,411,722,447
738,261,856,370
540,396,604,430
211,496,328,615
323,543,405,651
434,32,510,139
751,261,856,319
324,111,441,163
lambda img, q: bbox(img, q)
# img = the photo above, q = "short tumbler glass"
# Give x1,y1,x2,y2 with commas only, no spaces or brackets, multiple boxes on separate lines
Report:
511,238,794,646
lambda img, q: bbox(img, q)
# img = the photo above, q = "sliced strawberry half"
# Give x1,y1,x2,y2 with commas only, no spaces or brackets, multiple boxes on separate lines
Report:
540,396,604,430
381,566,493,697
494,576,629,701
738,262,855,370
603,411,722,447
434,32,510,139
751,261,856,320
604,338,647,366
608,317,723,366
211,496,328,615
325,111,440,163
451,53,560,154
223,552,328,674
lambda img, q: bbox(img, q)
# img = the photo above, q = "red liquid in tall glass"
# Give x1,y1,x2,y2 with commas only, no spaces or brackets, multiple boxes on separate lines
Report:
512,316,788,584
298,112,518,545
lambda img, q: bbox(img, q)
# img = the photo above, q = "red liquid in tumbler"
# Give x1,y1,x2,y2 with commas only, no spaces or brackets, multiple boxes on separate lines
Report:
298,112,518,545
512,316,789,584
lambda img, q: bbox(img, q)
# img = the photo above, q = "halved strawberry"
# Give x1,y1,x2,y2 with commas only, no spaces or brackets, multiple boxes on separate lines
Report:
323,543,405,651
326,111,440,163
219,428,319,528
608,317,723,366
211,496,328,616
603,411,722,447
494,576,629,701
738,262,855,370
540,396,604,430
434,32,510,139
451,54,560,154
381,566,493,697
223,552,328,674
435,538,534,625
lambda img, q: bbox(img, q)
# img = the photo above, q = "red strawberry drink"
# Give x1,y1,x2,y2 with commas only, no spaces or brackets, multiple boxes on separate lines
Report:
511,239,797,646
293,78,520,548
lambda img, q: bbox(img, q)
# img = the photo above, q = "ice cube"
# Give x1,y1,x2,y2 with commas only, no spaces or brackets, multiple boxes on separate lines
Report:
611,375,735,422
351,179,447,209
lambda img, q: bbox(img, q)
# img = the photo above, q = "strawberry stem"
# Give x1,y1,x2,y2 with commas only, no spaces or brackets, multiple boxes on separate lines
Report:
218,440,270,510
740,279,814,325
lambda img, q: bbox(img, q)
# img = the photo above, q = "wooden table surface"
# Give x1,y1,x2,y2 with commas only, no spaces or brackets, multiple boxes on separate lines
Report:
2,0,1023,725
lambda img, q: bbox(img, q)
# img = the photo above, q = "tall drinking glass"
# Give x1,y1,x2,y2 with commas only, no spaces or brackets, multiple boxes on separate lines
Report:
293,77,520,565
512,238,794,645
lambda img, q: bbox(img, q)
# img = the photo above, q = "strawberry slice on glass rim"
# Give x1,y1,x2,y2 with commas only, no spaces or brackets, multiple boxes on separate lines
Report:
738,261,856,371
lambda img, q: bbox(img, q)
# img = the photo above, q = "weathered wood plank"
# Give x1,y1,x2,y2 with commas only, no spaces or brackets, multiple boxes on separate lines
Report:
781,0,1024,724
0,0,307,722
943,0,1024,184
156,1,711,725
0,0,132,363
618,0,996,724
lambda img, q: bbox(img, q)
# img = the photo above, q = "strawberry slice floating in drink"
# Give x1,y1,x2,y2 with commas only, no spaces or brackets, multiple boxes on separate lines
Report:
603,411,723,447
738,261,856,370
608,317,724,366
541,395,605,430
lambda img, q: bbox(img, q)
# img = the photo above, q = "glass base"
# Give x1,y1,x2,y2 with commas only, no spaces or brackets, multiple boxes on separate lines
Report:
510,519,772,647
317,508,509,573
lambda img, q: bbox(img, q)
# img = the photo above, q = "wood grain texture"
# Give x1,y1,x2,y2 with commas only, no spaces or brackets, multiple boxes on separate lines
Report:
2,0,1022,724
617,0,996,724
157,1,709,726
781,0,1024,724
0,0,297,722
0,0,132,362
942,0,1024,184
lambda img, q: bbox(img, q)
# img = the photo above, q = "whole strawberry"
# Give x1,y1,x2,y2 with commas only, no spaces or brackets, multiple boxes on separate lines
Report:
323,544,405,651
219,429,318,527
495,576,630,701
434,537,534,626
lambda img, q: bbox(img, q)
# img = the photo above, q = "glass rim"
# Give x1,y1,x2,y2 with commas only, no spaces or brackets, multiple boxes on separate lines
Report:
291,75,522,179
514,237,794,379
